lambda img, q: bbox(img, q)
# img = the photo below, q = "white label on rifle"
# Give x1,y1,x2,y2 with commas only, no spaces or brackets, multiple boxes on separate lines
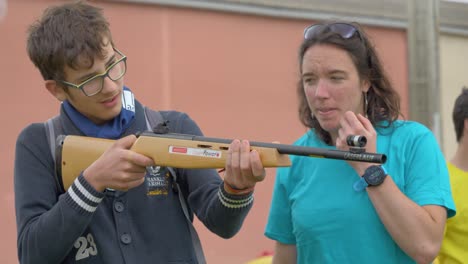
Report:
169,146,222,158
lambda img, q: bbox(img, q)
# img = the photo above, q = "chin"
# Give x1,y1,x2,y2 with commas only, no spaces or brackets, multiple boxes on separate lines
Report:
110,107,123,119
318,120,339,133
101,107,122,121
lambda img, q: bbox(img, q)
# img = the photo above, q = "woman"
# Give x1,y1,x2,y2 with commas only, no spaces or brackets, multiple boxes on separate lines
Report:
265,22,455,264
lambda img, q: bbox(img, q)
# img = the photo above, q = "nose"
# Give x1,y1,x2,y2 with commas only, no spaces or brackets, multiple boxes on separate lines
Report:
314,79,329,98
101,75,120,94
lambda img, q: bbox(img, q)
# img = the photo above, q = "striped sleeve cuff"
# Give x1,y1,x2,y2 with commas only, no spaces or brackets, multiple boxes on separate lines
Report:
218,184,254,209
64,173,104,214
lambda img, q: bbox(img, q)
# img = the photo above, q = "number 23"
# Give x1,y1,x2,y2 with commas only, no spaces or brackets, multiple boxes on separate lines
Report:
74,233,98,261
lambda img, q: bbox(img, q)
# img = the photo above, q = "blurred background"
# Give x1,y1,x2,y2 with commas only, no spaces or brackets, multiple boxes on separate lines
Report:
1,0,467,263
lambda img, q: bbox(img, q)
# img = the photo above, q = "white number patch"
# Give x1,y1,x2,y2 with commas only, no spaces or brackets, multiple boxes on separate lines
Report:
74,233,98,261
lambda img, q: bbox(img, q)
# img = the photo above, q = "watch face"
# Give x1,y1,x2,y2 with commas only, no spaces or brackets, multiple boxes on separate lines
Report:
365,166,386,186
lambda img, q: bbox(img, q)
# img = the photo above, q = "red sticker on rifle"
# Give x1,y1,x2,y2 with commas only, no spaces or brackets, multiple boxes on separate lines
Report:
169,146,221,158
171,147,188,154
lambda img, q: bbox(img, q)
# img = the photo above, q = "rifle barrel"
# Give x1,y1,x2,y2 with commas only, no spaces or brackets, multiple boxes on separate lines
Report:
140,132,387,164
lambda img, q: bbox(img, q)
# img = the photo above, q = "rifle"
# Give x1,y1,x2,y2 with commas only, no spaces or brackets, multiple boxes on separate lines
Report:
55,132,387,190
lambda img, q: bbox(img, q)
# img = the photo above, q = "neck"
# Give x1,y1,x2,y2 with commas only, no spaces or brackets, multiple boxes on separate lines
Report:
451,137,468,172
331,133,338,146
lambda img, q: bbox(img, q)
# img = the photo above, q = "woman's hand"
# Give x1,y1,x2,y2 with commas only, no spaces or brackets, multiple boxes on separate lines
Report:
336,111,377,176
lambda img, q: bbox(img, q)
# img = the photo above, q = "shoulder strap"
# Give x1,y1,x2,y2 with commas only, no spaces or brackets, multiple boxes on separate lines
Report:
45,115,62,162
44,115,66,192
144,107,206,264
144,107,164,133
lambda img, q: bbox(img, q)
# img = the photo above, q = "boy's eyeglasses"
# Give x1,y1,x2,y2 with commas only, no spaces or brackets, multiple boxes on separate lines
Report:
59,48,127,97
304,23,361,41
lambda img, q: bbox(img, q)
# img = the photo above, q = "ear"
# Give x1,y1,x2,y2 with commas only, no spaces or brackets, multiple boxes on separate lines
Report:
464,119,468,135
361,79,371,93
45,80,67,101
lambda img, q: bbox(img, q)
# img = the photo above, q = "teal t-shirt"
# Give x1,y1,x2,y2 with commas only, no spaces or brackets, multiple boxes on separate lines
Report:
265,120,455,263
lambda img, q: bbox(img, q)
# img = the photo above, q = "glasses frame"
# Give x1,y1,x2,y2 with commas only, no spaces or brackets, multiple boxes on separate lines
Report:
58,48,127,97
303,22,362,41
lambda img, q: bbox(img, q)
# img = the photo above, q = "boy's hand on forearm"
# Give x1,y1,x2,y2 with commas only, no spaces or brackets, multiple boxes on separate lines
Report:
223,139,266,193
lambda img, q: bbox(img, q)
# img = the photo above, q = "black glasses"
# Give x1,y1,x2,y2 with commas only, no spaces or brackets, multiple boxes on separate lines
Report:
59,48,127,97
304,23,361,41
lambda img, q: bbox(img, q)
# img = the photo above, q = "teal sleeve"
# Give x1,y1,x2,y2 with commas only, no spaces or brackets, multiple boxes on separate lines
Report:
404,127,456,218
264,167,296,244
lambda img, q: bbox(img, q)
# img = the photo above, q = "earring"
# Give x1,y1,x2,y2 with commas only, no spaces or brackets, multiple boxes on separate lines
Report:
363,92,368,117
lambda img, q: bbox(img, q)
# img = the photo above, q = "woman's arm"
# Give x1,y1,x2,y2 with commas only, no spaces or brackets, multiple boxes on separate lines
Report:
272,242,297,264
367,177,446,264
337,113,451,264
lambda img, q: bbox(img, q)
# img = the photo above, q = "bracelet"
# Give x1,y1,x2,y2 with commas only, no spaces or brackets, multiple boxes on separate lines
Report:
218,187,254,208
223,181,255,195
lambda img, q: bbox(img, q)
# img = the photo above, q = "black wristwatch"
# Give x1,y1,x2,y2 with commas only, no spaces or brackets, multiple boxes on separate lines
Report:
353,165,387,192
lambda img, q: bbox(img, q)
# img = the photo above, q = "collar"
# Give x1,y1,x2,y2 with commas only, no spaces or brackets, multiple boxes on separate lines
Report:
62,86,137,139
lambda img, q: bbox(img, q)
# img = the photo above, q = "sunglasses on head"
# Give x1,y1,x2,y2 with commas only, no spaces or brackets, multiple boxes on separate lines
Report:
304,22,361,40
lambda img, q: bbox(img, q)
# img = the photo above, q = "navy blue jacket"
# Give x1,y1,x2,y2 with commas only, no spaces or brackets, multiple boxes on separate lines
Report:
14,101,253,264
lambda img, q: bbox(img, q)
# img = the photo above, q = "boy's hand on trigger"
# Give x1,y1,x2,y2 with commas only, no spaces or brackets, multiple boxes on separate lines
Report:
83,135,154,192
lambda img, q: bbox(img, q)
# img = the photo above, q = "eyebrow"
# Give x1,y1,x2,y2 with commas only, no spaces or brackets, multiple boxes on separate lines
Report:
328,70,347,75
301,72,316,78
76,52,117,83
302,70,347,78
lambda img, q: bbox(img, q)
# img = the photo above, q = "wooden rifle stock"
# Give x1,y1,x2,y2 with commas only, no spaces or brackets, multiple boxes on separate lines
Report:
55,132,387,190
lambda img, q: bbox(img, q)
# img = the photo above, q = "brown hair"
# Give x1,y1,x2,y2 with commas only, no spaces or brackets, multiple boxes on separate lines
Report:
27,1,113,81
453,87,468,142
297,21,401,145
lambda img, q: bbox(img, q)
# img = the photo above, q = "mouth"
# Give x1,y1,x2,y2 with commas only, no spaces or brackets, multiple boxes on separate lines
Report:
315,107,337,116
100,91,121,108
100,92,120,104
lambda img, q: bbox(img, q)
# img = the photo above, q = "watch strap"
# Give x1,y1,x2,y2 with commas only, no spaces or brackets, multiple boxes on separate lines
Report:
353,165,387,192
353,177,369,192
